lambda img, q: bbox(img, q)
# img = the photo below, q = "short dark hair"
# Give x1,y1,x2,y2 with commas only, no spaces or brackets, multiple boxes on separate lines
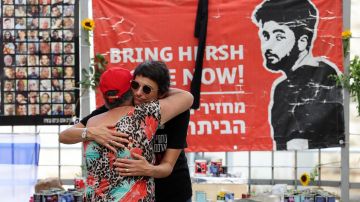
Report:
133,61,170,96
253,0,318,50
104,90,132,109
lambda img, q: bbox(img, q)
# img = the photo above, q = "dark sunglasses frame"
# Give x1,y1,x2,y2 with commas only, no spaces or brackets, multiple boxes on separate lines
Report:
130,80,154,95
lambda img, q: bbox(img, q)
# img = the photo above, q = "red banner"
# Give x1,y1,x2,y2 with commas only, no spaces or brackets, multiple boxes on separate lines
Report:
92,0,344,151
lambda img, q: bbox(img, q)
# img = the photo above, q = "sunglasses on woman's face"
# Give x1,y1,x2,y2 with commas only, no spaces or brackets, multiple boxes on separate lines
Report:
130,80,155,95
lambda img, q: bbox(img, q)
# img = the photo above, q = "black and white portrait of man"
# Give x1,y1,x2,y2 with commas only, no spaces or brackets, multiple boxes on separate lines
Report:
252,0,344,150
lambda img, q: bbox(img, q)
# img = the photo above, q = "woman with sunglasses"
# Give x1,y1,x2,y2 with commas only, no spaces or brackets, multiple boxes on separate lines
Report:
116,62,193,202
60,62,193,202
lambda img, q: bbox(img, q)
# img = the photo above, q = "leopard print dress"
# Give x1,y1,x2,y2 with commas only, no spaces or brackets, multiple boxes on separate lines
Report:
84,101,161,202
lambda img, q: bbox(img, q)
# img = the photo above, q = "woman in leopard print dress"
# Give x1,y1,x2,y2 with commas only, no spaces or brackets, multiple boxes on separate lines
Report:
84,66,193,202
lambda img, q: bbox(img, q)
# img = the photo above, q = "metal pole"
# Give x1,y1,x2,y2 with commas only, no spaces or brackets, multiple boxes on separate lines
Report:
271,150,274,185
294,151,298,189
80,0,91,177
341,0,351,201
318,149,321,187
58,125,61,179
80,0,91,119
248,151,251,194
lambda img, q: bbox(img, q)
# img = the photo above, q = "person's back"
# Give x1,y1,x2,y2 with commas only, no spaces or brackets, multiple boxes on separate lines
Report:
86,107,133,133
83,66,193,202
85,102,161,202
84,104,193,202
83,67,160,201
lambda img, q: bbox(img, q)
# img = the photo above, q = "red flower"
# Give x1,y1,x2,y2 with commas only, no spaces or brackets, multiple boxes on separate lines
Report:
130,148,143,158
86,175,95,186
75,178,85,189
107,152,116,168
95,178,109,197
144,116,158,141
119,180,147,202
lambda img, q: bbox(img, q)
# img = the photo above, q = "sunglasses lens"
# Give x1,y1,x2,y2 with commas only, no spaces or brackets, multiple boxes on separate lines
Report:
142,85,152,94
131,80,140,90
131,80,153,94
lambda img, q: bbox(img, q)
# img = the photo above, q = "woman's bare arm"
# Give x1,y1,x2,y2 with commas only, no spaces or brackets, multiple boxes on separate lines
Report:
159,88,193,124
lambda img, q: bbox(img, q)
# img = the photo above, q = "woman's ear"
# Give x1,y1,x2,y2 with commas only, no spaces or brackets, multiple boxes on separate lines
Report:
297,35,308,51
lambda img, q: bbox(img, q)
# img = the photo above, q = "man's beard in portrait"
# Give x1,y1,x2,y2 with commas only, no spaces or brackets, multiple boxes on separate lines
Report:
264,43,301,74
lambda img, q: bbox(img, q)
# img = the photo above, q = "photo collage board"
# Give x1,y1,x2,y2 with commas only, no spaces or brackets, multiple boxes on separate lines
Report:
0,0,79,125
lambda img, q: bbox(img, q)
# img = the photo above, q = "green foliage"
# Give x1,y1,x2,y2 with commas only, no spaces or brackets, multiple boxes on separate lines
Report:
331,56,360,116
343,36,350,58
309,165,318,183
79,53,108,90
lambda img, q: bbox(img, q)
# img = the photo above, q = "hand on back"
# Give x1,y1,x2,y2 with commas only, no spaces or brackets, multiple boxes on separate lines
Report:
88,124,129,153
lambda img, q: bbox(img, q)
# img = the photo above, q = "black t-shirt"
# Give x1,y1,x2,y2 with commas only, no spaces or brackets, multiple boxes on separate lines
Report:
154,110,192,202
80,105,108,126
272,62,344,150
80,106,192,201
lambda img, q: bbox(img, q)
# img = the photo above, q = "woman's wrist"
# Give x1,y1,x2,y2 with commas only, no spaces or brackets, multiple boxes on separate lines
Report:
147,164,156,177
